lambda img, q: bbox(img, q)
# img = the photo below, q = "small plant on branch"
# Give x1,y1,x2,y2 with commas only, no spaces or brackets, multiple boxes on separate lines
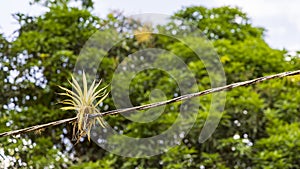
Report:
58,71,109,142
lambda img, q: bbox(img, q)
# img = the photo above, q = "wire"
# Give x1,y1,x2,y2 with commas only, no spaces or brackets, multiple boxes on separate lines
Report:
0,70,299,138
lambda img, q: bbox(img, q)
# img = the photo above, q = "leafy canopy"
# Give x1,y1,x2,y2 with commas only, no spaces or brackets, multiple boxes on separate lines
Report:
0,1,300,168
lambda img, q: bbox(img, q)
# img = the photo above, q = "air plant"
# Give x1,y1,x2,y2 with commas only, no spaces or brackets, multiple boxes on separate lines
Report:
58,72,109,142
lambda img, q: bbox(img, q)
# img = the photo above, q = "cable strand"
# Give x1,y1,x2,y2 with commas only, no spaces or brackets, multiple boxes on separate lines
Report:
1,70,299,138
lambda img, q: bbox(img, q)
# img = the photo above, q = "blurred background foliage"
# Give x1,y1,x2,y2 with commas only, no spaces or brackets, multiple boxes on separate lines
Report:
1,0,300,168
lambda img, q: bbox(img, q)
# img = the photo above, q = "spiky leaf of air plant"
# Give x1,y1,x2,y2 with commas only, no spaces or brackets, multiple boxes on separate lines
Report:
59,72,109,142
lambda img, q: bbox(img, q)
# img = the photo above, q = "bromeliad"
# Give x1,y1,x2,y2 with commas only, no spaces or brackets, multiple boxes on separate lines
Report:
58,71,109,142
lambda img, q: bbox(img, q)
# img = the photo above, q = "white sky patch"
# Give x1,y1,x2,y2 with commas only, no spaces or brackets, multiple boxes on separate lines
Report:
8,70,20,83
212,0,300,51
0,1,48,39
233,134,240,140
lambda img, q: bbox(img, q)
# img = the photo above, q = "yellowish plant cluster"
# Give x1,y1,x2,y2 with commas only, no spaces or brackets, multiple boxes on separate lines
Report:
58,72,109,142
134,26,152,43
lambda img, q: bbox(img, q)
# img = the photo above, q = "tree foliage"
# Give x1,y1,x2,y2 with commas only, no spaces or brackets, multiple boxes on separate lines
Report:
1,1,300,168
